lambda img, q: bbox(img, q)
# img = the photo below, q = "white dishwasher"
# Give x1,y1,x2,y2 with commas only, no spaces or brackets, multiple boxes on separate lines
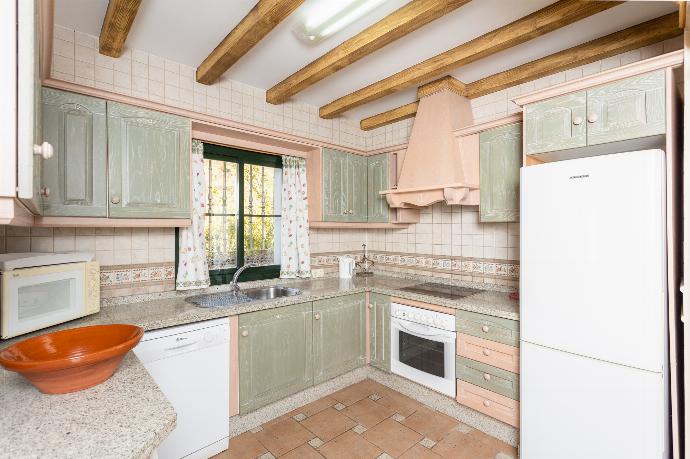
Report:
134,317,230,459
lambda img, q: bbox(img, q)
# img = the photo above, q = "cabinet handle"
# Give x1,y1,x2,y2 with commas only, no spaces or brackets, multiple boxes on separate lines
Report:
241,330,249,337
111,195,121,204
572,116,583,126
483,373,491,381
482,349,491,356
33,141,54,159
483,400,491,408
481,325,489,333
368,304,374,309
40,187,50,198
314,313,321,320
587,113,599,123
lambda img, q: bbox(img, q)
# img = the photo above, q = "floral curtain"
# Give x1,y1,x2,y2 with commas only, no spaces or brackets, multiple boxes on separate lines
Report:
176,140,211,290
280,156,311,278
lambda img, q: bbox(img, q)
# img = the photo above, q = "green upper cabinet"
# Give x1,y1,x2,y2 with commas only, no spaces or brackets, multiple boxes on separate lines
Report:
586,70,665,146
41,88,107,217
239,302,314,414
479,122,522,223
367,154,390,223
369,293,391,372
107,102,190,218
313,294,367,384
322,148,368,223
525,91,586,155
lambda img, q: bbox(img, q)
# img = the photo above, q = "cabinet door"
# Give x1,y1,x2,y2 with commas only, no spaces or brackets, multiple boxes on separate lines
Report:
479,123,522,222
313,294,366,384
369,293,391,372
347,154,368,222
586,70,665,146
41,89,107,216
107,102,190,218
367,154,390,223
239,302,313,414
525,92,586,155
322,148,347,222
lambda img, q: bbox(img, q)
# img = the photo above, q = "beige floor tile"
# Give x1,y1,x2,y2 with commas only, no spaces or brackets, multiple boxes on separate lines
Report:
362,418,423,457
402,407,459,442
319,431,383,459
300,407,357,442
399,444,443,459
342,398,395,428
254,418,315,457
278,443,324,458
213,432,267,459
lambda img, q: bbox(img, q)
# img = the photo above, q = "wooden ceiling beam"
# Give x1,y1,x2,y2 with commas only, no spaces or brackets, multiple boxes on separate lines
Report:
360,13,680,130
464,12,681,98
319,0,621,119
416,75,466,98
196,0,304,85
99,0,142,58
266,0,470,105
360,101,419,131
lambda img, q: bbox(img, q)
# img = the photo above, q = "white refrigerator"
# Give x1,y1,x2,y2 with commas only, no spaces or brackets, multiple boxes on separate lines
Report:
520,149,668,459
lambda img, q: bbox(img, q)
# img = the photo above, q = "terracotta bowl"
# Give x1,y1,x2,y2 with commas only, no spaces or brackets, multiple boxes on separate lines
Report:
0,324,144,394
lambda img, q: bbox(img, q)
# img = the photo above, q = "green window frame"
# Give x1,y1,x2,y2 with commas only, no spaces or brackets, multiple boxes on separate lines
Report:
202,143,282,285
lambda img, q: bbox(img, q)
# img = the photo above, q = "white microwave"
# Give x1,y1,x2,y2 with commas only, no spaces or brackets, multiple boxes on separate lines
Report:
0,253,100,339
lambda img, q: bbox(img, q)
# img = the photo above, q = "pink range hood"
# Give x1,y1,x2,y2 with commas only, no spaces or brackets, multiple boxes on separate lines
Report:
381,87,479,208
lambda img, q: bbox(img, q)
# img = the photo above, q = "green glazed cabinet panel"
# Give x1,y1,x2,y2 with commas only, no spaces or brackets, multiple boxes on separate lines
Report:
586,70,665,146
322,148,348,222
479,123,522,223
367,154,390,223
456,310,519,346
525,91,586,155
107,102,191,218
456,356,519,400
347,154,368,222
313,293,367,384
239,302,314,414
41,88,107,217
369,293,391,372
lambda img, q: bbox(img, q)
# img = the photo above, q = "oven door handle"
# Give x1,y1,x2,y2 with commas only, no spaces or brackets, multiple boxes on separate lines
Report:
392,319,456,343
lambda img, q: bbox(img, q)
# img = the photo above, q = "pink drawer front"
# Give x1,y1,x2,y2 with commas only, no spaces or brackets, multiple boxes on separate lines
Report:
457,333,519,373
457,380,519,428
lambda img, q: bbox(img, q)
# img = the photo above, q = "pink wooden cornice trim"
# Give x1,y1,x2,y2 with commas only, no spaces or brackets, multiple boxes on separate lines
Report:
454,113,522,137
512,50,683,107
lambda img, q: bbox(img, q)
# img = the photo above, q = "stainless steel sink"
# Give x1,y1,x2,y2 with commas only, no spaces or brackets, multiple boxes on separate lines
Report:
243,286,302,300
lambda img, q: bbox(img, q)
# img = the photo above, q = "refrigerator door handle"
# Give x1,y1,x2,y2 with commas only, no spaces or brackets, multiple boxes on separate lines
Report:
680,280,685,323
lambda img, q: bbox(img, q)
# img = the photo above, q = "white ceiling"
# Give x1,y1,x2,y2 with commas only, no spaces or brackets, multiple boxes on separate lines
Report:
54,0,677,121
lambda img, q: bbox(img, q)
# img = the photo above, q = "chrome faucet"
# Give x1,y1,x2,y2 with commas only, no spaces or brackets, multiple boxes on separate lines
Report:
231,263,256,293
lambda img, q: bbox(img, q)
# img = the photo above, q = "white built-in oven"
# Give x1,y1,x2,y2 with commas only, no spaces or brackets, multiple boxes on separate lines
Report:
0,253,100,339
390,302,456,397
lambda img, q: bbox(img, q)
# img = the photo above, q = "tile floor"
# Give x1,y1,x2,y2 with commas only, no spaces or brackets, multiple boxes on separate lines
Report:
213,379,517,459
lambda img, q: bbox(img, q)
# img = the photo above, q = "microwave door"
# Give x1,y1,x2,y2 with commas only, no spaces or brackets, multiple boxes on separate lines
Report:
2,264,86,338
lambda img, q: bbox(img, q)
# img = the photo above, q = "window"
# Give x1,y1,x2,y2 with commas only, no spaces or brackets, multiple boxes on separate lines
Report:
202,143,282,284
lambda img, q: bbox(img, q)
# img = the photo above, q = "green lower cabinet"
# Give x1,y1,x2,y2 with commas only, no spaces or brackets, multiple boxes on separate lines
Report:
239,302,314,414
369,293,391,372
456,309,519,346
313,294,367,384
456,356,519,400
479,123,522,223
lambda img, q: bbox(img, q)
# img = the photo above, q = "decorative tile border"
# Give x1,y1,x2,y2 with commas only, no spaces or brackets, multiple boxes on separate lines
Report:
311,251,519,280
100,263,176,287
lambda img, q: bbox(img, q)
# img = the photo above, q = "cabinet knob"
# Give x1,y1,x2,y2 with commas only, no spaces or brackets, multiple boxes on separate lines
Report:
483,373,491,381
314,313,321,320
241,330,249,337
368,304,374,309
39,187,50,198
481,325,489,333
572,116,583,126
111,195,121,204
482,349,491,356
483,400,491,408
587,113,599,123
33,141,54,159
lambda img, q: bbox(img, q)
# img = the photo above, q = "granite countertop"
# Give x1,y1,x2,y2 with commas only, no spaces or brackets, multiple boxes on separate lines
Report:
0,273,518,459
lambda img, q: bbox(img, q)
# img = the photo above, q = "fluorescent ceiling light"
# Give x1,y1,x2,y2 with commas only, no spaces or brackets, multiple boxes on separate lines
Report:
293,0,387,44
